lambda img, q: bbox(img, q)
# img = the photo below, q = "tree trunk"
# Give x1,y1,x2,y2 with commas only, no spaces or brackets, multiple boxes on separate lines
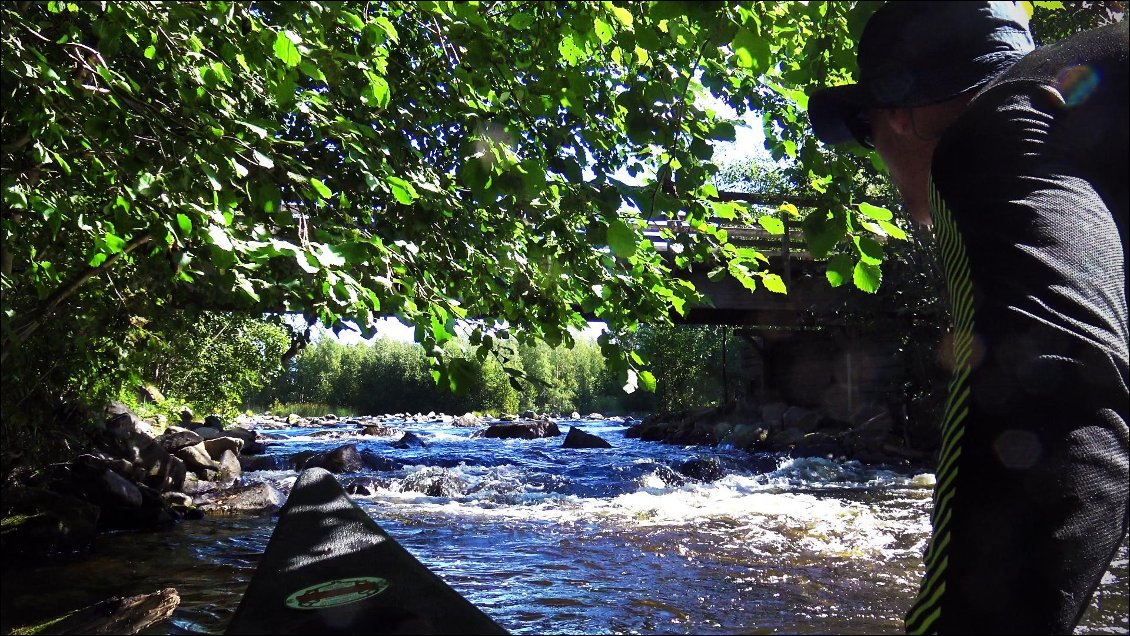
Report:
21,587,179,635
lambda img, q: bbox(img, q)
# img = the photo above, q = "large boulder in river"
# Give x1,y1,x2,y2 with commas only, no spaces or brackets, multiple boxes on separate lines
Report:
216,449,242,483
220,426,257,446
221,427,265,455
478,420,561,439
454,413,484,428
782,406,822,435
104,402,154,439
197,481,284,515
101,426,185,493
192,426,224,440
562,427,612,449
297,444,365,473
90,462,144,508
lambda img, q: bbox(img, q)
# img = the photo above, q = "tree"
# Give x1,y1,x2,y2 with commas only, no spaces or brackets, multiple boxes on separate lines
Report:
2,2,1091,458
135,311,290,416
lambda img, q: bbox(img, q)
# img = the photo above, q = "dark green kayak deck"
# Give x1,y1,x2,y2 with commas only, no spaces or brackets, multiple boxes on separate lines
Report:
226,467,507,635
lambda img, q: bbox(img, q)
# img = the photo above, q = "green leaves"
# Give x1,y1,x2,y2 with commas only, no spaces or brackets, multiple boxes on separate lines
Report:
314,243,346,268
762,273,786,294
310,178,332,199
206,225,234,252
559,34,583,66
273,30,301,67
826,254,854,288
364,74,391,109
731,27,768,72
0,0,943,428
607,219,638,259
386,176,418,205
857,202,907,240
509,13,535,30
854,261,882,293
252,149,274,169
342,12,365,31
758,215,785,235
858,202,892,221
802,209,847,260
639,369,656,393
609,5,634,28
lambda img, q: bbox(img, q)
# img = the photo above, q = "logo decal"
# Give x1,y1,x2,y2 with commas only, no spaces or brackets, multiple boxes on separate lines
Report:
286,577,389,610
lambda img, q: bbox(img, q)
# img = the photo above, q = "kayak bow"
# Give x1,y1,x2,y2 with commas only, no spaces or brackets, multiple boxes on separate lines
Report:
226,467,508,635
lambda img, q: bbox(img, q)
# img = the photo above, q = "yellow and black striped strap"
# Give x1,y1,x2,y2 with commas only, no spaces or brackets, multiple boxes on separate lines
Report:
905,178,977,635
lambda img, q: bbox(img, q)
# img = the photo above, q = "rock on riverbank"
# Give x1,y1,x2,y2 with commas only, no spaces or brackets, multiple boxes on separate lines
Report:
626,400,931,466
2,403,275,564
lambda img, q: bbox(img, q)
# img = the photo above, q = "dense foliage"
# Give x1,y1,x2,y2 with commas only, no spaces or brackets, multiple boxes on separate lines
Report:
2,1,1102,465
0,2,898,397
254,324,749,416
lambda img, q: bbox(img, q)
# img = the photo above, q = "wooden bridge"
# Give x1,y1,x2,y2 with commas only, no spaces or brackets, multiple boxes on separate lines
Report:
640,197,925,420
643,211,899,330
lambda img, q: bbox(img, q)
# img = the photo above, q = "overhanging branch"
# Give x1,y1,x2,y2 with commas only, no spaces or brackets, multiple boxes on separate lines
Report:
1,233,153,365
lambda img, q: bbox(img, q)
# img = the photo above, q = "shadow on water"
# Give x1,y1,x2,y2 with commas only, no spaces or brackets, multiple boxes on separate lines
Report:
0,515,273,635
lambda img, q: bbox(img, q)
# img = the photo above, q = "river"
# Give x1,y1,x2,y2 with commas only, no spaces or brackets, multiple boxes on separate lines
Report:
3,416,1126,634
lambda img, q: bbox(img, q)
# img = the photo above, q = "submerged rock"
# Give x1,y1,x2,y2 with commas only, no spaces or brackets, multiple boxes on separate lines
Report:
391,432,428,449
344,476,392,497
361,423,403,437
678,457,725,482
239,454,284,472
399,468,465,498
639,464,685,488
360,451,402,472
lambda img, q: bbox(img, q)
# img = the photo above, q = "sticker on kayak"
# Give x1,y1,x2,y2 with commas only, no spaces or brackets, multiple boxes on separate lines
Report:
286,577,389,609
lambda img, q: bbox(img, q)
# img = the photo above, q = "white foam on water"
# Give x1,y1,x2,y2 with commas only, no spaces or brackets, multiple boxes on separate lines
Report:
425,431,474,443
354,462,933,562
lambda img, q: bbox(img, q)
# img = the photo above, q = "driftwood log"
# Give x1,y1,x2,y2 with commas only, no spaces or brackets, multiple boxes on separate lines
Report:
14,588,179,635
